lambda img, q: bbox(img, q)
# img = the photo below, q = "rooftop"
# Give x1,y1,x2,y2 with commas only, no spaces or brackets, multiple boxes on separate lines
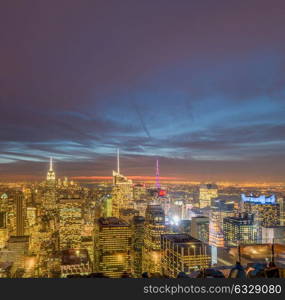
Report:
162,233,202,244
61,249,89,265
8,236,29,243
98,217,129,227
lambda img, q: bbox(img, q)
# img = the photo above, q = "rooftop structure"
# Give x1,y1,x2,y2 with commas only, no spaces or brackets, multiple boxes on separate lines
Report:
97,217,129,227
241,194,277,204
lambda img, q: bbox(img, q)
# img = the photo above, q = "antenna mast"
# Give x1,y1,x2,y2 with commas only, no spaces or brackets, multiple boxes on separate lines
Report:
49,157,53,171
117,148,120,174
156,159,160,188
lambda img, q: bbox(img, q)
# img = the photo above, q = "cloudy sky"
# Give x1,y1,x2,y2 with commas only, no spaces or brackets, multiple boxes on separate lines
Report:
1,0,285,182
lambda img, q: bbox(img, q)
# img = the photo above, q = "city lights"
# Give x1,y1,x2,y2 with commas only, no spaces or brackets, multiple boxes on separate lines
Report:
0,156,284,279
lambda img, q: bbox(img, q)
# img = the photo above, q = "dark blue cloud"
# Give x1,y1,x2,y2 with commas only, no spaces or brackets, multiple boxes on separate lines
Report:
1,0,285,181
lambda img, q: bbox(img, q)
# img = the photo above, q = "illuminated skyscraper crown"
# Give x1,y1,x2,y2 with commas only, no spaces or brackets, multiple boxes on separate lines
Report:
241,194,276,204
47,157,56,181
112,149,132,185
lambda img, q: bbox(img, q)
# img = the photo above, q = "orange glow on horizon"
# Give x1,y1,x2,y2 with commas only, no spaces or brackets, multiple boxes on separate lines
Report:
71,175,182,181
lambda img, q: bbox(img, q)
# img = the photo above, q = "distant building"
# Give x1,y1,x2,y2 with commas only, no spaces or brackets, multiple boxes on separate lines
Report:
161,234,211,277
43,158,57,210
93,217,132,278
102,194,112,217
111,150,133,217
199,184,218,208
46,157,56,184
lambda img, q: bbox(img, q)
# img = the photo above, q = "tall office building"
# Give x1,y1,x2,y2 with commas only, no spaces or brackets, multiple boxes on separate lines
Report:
0,193,8,248
199,184,218,208
161,234,211,278
43,158,57,210
15,191,25,236
0,193,8,227
142,205,166,274
59,197,83,250
209,198,235,247
46,157,56,184
242,194,280,227
43,189,57,210
131,216,145,277
93,217,132,278
111,149,133,217
191,216,209,243
223,213,258,246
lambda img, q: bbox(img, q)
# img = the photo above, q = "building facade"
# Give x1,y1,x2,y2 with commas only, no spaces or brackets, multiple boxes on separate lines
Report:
199,184,218,209
161,234,211,277
223,213,258,246
93,217,132,278
59,197,83,250
142,205,167,274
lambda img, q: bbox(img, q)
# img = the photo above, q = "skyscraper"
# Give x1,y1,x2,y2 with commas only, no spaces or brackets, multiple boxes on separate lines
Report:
242,194,280,227
59,197,83,250
15,191,25,236
142,205,167,274
0,193,8,248
223,213,258,246
46,157,56,184
161,234,211,277
111,149,133,217
131,216,145,277
93,217,132,278
199,184,218,209
44,158,57,210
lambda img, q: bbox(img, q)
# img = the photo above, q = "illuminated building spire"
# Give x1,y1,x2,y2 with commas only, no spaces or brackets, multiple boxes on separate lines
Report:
47,157,56,182
49,156,53,171
117,148,120,174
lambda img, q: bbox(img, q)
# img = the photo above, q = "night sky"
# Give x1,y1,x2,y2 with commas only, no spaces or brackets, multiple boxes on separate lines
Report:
1,0,285,182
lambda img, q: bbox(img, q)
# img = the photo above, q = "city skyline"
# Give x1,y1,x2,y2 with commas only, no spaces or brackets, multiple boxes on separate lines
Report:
1,0,285,182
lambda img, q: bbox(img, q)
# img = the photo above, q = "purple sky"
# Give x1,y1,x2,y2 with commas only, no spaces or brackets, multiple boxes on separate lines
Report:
1,0,285,182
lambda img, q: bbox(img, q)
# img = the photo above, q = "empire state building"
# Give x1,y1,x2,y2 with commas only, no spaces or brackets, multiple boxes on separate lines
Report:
46,157,56,183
